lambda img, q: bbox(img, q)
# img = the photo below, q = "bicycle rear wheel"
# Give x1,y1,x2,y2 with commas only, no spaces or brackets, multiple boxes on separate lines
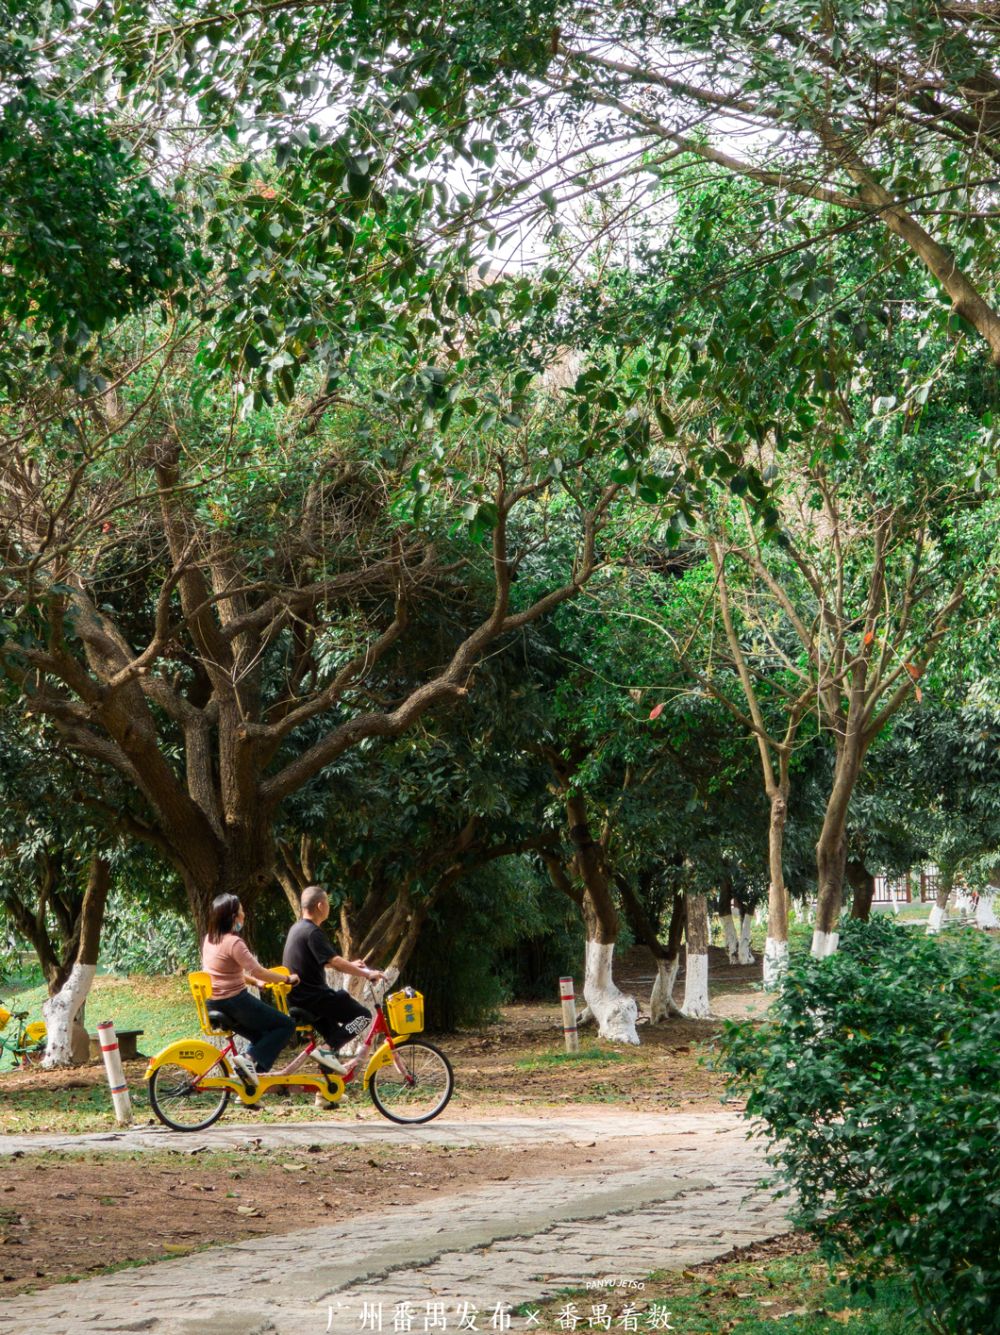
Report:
369,1040,453,1124
149,1061,230,1131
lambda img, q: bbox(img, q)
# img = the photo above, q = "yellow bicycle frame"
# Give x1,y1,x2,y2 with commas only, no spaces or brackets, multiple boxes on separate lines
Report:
144,1042,345,1105
146,973,418,1117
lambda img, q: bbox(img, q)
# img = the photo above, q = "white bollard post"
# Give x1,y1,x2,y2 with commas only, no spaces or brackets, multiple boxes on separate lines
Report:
559,977,580,1054
97,1020,132,1126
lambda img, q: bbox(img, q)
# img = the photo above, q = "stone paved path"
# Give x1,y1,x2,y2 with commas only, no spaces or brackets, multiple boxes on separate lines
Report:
0,1114,787,1335
0,1112,733,1156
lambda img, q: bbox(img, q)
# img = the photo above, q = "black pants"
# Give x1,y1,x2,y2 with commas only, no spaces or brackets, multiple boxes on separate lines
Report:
209,989,295,1072
291,987,371,1050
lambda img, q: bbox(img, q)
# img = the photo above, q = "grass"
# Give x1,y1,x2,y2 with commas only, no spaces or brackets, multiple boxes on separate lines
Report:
516,1046,628,1070
0,972,196,1071
528,1247,914,1334
0,971,353,1134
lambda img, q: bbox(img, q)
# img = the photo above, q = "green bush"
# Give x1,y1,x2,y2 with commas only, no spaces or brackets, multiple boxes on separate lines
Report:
717,917,1000,1335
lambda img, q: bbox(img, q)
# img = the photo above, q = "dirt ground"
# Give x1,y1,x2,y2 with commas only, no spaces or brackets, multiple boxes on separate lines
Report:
0,1136,672,1296
0,1117,768,1299
0,945,765,1295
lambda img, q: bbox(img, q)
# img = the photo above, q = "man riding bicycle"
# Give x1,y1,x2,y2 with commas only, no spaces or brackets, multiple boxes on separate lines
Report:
282,885,388,1077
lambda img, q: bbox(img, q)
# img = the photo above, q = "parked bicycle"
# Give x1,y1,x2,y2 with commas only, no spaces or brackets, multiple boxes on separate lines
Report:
145,972,453,1131
0,1002,46,1067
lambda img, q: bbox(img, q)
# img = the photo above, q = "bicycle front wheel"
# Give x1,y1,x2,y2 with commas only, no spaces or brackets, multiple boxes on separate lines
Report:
369,1040,453,1124
149,1061,230,1132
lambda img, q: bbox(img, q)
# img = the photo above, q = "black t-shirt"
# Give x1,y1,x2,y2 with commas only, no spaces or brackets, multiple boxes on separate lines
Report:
283,919,337,997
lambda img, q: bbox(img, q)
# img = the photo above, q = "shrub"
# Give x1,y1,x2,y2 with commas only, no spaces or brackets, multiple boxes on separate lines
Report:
717,917,1000,1335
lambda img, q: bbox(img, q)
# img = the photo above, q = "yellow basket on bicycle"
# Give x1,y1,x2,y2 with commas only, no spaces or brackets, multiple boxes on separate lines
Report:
386,989,424,1034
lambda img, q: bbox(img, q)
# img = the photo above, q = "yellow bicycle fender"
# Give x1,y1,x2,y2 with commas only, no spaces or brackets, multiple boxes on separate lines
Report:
363,1036,410,1090
144,1040,229,1080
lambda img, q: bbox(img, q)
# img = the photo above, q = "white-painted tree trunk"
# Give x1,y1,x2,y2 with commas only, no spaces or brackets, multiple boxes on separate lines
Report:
811,929,840,959
737,913,756,965
976,896,1000,929
681,949,710,1018
648,957,681,1022
927,903,948,934
763,936,788,987
582,940,639,1045
41,963,96,1069
721,913,740,963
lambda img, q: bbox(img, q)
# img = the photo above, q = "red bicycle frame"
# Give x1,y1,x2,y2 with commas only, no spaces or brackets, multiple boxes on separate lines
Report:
191,994,404,1092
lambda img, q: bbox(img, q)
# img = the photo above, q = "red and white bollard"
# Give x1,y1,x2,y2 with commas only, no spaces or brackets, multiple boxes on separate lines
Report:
97,1021,132,1126
559,977,580,1054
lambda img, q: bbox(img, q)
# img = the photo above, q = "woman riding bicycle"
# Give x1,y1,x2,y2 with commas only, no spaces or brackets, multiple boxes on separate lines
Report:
201,893,297,1092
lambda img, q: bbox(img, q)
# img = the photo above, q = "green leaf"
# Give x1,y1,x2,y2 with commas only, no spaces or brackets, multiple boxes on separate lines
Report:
654,403,676,438
347,172,371,200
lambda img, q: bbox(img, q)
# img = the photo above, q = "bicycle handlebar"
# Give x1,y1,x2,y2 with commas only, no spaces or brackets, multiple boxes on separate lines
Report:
365,978,390,1005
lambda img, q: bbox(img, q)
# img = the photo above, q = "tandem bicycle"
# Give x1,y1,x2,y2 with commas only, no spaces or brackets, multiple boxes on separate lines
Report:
145,972,453,1131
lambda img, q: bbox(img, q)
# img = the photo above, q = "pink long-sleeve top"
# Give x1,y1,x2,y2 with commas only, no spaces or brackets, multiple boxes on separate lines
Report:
201,933,262,999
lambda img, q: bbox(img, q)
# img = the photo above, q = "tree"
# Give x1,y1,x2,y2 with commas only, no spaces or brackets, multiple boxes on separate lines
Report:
413,2,1000,374
0,707,117,1064
522,575,771,1031
1,297,628,935
271,678,559,979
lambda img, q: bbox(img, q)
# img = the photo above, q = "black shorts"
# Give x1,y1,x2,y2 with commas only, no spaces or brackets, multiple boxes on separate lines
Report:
289,987,370,1049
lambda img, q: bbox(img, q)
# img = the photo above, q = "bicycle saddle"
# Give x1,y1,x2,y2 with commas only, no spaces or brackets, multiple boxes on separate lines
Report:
289,1006,317,1024
206,1009,232,1030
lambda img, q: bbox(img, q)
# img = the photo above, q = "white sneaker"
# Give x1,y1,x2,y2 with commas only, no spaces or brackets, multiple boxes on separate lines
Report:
313,1048,349,1076
231,1053,258,1090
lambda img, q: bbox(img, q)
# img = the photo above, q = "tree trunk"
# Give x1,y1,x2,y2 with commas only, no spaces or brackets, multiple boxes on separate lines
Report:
846,857,876,922
649,892,686,1022
812,738,863,957
5,852,71,993
736,900,756,964
618,876,684,1023
681,894,711,1018
927,866,953,934
813,826,847,955
976,894,999,929
885,877,900,917
718,880,739,963
763,787,791,986
567,795,639,1045
42,856,110,1068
